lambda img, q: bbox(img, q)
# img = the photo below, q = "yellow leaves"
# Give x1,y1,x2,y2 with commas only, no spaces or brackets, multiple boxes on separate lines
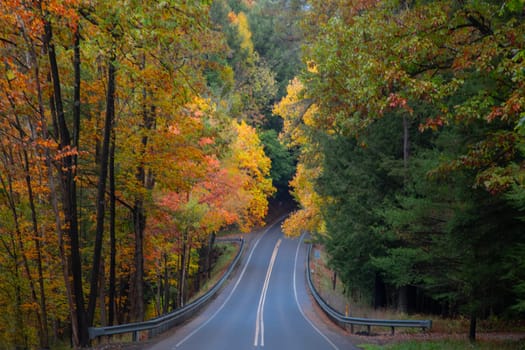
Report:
228,11,254,58
275,76,328,236
228,120,275,231
232,120,271,179
5,69,16,82
236,12,254,55
274,78,320,147
281,177,325,236
282,155,326,237
306,61,318,74
273,78,304,118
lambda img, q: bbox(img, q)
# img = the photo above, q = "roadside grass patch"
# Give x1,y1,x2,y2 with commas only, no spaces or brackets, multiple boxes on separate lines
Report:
358,338,525,350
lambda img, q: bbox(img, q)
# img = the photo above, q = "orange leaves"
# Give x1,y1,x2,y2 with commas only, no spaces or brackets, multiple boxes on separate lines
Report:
1,1,43,39
42,0,81,29
1,0,81,41
227,11,238,23
487,107,504,122
53,145,78,161
419,115,445,132
151,119,275,237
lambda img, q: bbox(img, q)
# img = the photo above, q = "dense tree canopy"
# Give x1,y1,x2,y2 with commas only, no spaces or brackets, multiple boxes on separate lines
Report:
276,0,525,341
1,0,525,347
0,0,281,347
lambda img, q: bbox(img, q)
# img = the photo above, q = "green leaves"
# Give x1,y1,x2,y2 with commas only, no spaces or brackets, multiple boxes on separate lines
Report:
371,247,428,288
278,0,525,327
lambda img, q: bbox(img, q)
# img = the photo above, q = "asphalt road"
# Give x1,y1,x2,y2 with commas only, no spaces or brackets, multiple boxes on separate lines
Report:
147,219,359,350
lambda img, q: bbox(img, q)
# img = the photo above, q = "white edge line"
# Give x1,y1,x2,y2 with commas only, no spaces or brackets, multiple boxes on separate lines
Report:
293,234,339,350
175,219,284,348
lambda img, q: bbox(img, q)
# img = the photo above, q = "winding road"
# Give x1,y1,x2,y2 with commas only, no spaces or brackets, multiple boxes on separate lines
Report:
147,219,359,350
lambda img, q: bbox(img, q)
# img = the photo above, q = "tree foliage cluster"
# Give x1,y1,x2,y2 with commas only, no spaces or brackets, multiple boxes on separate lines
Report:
0,0,298,348
276,0,525,340
207,0,301,198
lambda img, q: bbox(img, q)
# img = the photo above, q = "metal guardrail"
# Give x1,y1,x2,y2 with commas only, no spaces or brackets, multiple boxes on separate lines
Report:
306,244,432,335
88,238,244,341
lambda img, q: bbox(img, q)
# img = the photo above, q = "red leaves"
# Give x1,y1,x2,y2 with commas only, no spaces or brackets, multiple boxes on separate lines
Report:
486,92,523,122
198,137,214,147
487,107,504,122
387,93,414,114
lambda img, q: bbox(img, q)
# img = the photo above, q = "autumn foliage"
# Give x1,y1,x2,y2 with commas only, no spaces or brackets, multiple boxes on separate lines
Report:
0,0,275,348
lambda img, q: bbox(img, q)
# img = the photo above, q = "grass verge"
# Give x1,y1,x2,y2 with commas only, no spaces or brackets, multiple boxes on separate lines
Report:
358,338,525,350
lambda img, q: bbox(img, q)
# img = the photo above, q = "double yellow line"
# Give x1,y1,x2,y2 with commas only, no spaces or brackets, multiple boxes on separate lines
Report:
254,238,282,347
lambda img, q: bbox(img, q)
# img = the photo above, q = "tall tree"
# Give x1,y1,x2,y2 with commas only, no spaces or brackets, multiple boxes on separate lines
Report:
42,3,89,345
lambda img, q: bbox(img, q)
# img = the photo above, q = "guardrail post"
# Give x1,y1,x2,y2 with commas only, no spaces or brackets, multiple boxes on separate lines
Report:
350,324,354,334
367,325,371,335
391,326,395,336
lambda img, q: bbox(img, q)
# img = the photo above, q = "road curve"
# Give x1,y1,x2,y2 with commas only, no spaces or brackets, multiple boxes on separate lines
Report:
146,220,359,350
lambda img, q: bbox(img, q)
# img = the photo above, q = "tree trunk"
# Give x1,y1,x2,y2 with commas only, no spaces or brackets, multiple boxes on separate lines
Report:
179,233,187,308
398,285,408,313
196,241,208,292
185,235,192,301
98,257,107,327
44,19,88,347
131,201,146,321
163,253,169,314
177,243,183,309
403,114,409,170
373,273,386,309
108,132,117,326
129,58,156,321
31,22,79,344
73,28,81,150
14,255,28,350
88,54,116,327
47,149,79,347
207,233,216,279
22,150,50,349
469,313,477,342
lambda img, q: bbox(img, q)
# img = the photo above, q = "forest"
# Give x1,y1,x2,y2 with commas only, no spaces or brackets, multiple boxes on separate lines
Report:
0,0,524,348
